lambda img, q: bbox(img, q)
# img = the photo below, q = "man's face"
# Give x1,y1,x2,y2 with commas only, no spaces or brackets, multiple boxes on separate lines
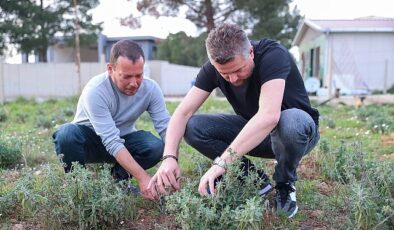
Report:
107,56,144,96
212,48,255,86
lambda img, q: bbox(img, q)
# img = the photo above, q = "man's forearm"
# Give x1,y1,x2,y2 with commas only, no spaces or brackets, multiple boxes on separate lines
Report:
162,110,191,157
221,112,278,164
114,147,149,181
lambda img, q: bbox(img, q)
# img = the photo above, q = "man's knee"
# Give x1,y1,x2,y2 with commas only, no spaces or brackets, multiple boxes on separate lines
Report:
52,123,87,172
184,115,203,146
135,139,164,169
149,139,164,162
53,123,84,151
273,109,314,140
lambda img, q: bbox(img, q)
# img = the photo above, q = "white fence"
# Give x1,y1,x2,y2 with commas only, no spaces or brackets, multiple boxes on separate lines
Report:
0,60,200,102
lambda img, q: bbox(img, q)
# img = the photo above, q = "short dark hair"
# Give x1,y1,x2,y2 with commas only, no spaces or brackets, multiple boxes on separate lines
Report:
109,40,145,66
205,23,251,64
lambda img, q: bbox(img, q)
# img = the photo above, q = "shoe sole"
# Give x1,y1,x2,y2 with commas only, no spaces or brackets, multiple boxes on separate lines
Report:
288,205,298,218
258,183,273,197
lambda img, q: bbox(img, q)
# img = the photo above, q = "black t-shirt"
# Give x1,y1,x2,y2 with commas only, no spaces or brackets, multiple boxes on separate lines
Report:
194,38,319,125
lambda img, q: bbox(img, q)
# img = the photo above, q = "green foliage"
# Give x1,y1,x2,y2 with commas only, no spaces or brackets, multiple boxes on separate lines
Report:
236,0,302,48
165,160,265,229
0,0,102,61
317,140,394,229
0,133,23,169
0,107,7,122
355,105,394,134
0,97,393,228
387,84,394,94
320,141,366,184
0,163,137,229
348,160,394,230
156,31,208,67
133,0,300,47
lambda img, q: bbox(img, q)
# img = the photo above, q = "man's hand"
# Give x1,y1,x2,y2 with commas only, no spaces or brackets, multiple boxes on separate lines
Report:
137,173,157,200
198,165,226,196
148,158,181,197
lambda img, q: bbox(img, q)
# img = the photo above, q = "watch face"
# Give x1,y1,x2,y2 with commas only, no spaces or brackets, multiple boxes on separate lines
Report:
214,157,226,169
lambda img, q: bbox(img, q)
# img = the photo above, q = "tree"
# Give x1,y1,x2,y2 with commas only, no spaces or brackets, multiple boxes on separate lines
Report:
123,0,301,48
236,0,302,48
156,31,208,67
0,0,102,62
123,0,239,33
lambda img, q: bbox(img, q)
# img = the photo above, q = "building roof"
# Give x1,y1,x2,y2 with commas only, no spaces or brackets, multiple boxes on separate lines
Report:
99,34,161,44
293,16,394,46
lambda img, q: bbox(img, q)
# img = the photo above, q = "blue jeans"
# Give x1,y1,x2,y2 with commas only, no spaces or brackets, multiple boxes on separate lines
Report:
52,123,163,174
184,108,320,183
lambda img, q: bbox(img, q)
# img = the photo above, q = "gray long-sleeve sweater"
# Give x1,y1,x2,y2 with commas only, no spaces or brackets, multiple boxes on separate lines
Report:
72,72,170,157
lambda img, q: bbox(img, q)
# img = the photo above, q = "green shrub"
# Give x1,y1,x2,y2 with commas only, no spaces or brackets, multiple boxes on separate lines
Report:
0,108,7,122
15,112,29,123
34,116,54,129
317,140,394,229
1,163,137,229
387,84,394,94
350,183,379,229
0,134,23,169
355,105,394,134
62,107,75,117
367,116,393,134
165,160,265,230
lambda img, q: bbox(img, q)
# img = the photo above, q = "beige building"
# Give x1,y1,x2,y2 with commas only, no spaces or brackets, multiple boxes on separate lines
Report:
293,17,394,95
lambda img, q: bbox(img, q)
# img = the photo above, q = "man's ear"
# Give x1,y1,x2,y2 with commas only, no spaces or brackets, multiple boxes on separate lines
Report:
107,63,114,74
249,47,254,59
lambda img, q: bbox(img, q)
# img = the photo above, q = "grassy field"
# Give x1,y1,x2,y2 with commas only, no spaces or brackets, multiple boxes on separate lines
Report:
0,96,393,229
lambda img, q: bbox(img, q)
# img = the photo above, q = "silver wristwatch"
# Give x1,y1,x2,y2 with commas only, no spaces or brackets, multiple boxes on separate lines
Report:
213,157,227,170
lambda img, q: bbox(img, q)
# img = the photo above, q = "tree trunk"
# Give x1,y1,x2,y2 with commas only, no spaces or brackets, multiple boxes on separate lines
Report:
38,0,47,63
204,0,215,33
73,0,82,94
38,48,47,62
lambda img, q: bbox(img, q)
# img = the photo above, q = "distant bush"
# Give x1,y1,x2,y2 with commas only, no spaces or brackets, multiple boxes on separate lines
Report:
355,105,393,134
0,134,22,169
0,108,7,122
387,84,394,94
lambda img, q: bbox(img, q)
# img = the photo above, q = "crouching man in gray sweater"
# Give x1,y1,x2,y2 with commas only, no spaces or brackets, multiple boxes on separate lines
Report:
52,40,170,200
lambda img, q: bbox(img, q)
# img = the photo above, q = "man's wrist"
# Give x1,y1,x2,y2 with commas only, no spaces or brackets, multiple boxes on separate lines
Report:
161,154,178,162
213,156,227,170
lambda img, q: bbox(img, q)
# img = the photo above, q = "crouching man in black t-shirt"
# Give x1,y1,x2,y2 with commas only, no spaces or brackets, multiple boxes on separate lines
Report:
148,23,320,218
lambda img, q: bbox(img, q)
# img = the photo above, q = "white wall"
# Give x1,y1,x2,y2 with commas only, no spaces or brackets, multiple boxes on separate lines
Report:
0,60,200,102
331,33,394,92
149,61,199,96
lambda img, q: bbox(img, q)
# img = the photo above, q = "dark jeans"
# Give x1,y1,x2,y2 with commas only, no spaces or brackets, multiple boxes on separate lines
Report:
184,108,320,183
52,123,163,175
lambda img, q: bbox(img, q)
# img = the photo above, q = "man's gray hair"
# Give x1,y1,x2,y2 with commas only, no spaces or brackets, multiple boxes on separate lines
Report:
205,23,251,64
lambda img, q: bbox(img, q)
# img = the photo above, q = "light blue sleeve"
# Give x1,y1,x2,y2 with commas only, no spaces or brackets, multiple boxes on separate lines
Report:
83,88,125,157
146,80,170,141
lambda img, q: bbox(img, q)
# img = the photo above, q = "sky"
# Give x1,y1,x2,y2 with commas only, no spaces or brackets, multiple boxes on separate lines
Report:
91,0,198,38
4,0,394,63
92,0,394,38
